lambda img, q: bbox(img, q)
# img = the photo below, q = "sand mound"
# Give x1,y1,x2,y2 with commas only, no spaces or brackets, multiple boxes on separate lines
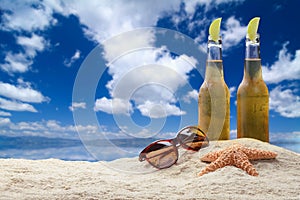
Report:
0,138,299,200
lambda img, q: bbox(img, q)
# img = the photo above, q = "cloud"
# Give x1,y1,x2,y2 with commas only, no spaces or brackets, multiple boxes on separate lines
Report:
183,89,198,103
262,43,300,84
106,47,197,93
0,117,11,126
16,33,48,57
0,111,11,117
0,97,37,112
0,2,54,74
1,34,48,74
65,0,182,42
222,16,247,50
94,97,133,115
64,50,81,67
0,52,32,73
0,0,63,32
1,0,244,42
94,24,198,119
137,100,186,118
101,42,197,118
230,129,237,139
183,0,245,14
229,86,236,97
69,102,86,111
103,29,156,63
269,86,300,118
0,81,49,103
0,118,98,138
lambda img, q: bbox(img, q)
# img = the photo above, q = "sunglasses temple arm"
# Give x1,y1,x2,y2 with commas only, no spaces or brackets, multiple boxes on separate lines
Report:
139,148,175,162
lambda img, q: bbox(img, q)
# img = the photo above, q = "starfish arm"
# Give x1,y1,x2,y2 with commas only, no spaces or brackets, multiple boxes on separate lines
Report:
199,151,232,176
242,146,277,160
200,149,225,162
233,151,259,176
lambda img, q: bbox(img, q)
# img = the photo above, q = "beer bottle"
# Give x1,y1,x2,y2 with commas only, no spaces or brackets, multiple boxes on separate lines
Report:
198,18,230,140
237,17,269,142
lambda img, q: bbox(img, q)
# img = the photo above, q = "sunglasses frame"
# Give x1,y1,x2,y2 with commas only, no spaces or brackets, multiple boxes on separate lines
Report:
139,126,208,169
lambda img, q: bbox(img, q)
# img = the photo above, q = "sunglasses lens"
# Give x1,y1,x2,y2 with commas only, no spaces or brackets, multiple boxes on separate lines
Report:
177,126,209,151
141,141,178,169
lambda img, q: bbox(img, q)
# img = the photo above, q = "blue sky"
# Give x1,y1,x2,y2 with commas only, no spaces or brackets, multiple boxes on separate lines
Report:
0,0,300,151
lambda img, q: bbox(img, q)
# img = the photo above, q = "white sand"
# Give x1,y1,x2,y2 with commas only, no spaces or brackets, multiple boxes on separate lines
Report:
0,138,299,200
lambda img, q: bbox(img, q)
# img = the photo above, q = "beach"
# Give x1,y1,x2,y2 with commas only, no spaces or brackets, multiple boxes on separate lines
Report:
0,138,299,200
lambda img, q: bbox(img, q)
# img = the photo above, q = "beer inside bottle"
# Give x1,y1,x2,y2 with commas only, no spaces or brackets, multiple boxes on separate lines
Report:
237,34,269,142
198,36,230,140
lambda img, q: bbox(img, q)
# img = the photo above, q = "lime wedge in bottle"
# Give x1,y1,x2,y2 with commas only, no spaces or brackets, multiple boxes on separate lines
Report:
247,17,260,41
209,18,222,42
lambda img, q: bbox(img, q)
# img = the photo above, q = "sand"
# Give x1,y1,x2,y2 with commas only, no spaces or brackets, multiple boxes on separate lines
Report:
0,138,299,200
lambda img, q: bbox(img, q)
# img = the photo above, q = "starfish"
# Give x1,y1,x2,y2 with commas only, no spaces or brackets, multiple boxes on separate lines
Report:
198,144,277,176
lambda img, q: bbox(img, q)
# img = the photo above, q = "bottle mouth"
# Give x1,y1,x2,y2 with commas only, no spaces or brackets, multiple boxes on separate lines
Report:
245,33,260,59
246,33,260,44
208,35,222,44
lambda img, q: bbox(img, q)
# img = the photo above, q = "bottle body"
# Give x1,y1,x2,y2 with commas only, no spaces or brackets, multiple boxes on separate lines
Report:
237,58,269,142
198,60,230,140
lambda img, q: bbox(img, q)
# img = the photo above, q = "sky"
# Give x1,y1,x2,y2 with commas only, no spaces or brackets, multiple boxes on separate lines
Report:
0,0,300,159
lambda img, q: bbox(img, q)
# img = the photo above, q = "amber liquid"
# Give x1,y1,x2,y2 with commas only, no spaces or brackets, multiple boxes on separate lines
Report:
237,59,269,142
198,60,230,140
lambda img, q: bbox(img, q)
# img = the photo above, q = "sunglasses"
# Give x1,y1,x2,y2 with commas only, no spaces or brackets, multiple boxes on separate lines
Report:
139,126,209,169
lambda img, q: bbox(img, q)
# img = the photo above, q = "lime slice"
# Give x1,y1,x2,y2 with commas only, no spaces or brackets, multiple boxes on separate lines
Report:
209,18,222,42
247,17,260,41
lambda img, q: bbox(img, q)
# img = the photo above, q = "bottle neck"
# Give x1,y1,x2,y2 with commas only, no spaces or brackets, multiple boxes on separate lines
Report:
245,35,260,59
205,37,224,80
207,37,222,60
244,34,262,80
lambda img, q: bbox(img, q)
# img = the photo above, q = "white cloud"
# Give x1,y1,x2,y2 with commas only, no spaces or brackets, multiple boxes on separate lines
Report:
230,129,237,139
45,120,97,134
137,100,186,118
0,81,48,103
0,111,11,117
269,86,300,118
65,0,182,42
0,118,98,138
184,0,245,13
0,97,37,112
0,0,63,32
103,29,156,63
13,121,46,131
102,43,197,118
0,117,11,126
262,43,300,84
106,47,197,94
69,102,86,111
0,52,32,73
94,97,133,115
0,0,241,44
93,18,198,118
229,86,236,97
1,34,48,74
72,124,98,134
222,16,247,50
183,89,198,103
64,50,81,67
46,120,64,131
0,2,57,74
16,33,48,57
